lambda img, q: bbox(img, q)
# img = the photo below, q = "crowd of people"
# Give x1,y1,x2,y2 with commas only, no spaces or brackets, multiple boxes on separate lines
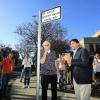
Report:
40,39,100,100
0,52,33,98
0,39,100,100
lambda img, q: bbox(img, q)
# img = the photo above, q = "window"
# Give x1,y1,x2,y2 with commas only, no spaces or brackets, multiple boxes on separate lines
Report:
96,44,100,52
89,44,94,52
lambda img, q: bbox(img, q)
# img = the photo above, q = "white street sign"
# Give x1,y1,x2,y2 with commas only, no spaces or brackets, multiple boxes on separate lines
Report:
41,6,61,23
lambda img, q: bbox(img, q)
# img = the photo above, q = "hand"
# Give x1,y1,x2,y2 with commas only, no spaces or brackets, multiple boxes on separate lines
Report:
11,66,13,71
63,55,72,65
40,50,48,64
44,50,48,55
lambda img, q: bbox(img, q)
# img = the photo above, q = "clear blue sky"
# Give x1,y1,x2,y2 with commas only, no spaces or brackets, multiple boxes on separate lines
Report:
0,0,100,48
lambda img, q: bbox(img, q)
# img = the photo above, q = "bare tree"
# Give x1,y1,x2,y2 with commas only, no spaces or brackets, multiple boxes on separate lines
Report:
15,40,34,58
14,21,69,73
15,21,67,54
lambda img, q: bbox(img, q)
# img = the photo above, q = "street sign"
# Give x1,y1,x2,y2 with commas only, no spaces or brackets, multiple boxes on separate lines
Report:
41,6,61,23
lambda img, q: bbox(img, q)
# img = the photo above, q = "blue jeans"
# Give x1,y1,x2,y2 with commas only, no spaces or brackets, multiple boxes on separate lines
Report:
20,68,25,80
0,73,2,88
1,73,11,95
59,70,67,90
24,67,31,85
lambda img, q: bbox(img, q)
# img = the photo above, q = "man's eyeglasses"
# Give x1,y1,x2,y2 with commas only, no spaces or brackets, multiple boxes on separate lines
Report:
44,44,49,46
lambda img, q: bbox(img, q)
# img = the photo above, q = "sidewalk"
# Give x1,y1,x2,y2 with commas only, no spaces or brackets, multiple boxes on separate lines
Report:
10,73,100,100
11,76,37,100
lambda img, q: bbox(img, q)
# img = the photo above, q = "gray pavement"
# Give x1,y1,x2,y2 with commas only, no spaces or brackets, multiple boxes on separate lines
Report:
10,74,100,100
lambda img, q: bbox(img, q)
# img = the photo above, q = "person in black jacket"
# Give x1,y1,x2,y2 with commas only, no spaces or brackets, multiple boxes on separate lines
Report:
64,39,92,100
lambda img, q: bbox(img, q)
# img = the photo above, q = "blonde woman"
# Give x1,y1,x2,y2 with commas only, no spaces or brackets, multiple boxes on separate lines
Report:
57,54,67,91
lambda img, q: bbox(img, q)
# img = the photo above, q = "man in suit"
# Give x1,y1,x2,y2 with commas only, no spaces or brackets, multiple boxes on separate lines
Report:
64,39,92,100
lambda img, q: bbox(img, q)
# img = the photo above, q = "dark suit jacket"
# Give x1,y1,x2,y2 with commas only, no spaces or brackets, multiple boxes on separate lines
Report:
72,47,92,84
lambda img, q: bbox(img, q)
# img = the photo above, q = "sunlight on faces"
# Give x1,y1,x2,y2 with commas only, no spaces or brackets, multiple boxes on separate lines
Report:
25,53,29,58
8,53,13,59
95,53,100,59
70,41,79,50
42,41,51,50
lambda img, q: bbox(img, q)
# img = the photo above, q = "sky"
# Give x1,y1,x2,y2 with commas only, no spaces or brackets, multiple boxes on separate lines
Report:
0,0,100,49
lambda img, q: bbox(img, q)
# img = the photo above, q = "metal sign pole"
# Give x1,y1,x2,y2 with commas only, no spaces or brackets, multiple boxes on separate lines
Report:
36,10,41,100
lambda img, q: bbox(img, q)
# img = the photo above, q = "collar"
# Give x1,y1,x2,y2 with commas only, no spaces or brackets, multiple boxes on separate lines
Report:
73,47,79,52
48,50,51,53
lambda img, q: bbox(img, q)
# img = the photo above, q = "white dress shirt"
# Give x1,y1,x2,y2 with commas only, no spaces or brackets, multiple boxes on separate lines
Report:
72,47,79,58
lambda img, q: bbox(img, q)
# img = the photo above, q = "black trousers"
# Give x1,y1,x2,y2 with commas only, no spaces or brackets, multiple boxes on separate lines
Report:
41,75,57,100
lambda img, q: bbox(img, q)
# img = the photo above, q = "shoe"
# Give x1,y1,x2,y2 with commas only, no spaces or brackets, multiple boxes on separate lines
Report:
70,85,74,90
20,79,22,82
1,94,8,98
28,85,30,88
25,85,28,88
23,85,26,88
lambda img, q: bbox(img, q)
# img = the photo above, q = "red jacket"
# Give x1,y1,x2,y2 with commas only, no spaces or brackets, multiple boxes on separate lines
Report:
2,58,13,74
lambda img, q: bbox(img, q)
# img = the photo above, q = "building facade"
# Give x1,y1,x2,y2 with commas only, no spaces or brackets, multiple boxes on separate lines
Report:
80,31,100,54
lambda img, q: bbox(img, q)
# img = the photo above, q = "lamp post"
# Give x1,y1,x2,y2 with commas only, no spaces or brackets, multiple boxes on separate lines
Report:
32,13,41,100
32,11,41,100
36,10,41,100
